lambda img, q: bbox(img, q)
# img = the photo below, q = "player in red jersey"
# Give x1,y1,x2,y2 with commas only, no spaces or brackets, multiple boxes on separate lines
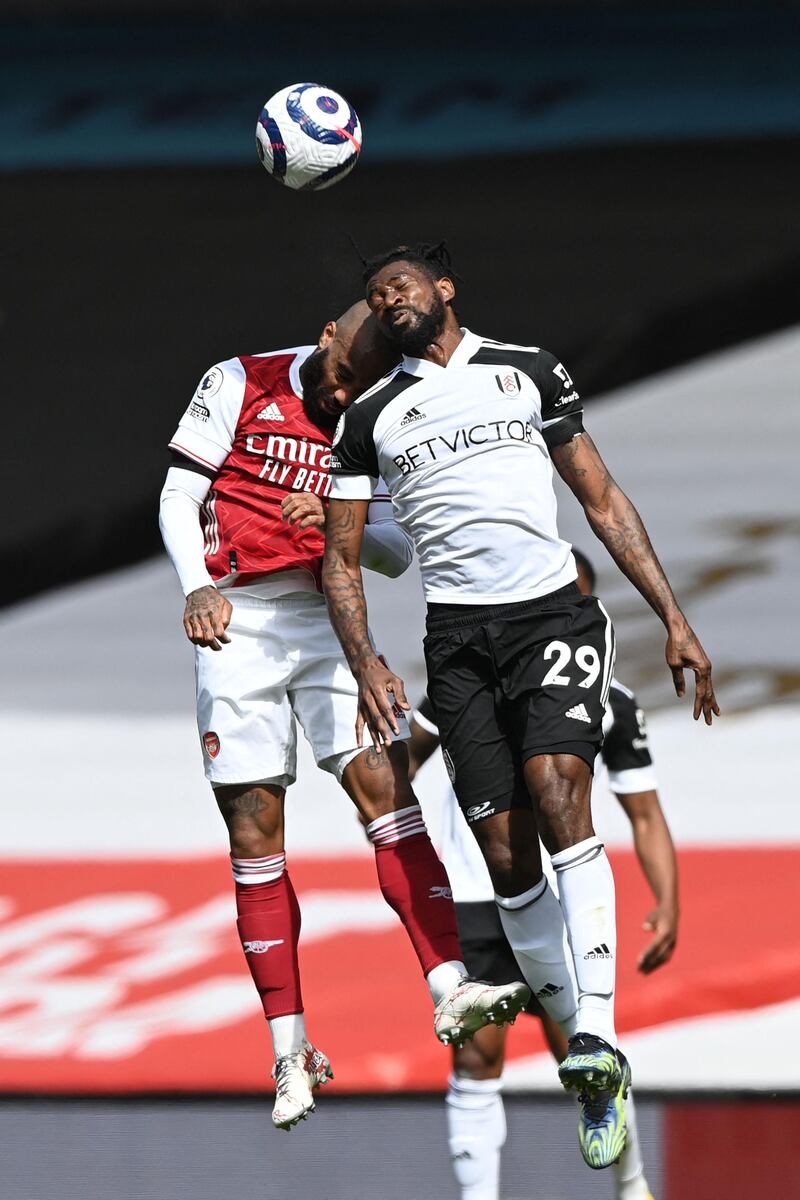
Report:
159,302,529,1131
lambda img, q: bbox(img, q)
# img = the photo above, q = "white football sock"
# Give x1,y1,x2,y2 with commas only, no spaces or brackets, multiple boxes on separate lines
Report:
495,878,579,1030
427,960,468,1004
551,836,617,1046
268,1013,307,1059
446,1074,506,1200
615,1089,650,1198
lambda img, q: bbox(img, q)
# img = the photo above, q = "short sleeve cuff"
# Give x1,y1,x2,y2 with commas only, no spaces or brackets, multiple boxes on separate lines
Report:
607,766,658,795
542,413,584,450
330,474,377,501
168,430,230,472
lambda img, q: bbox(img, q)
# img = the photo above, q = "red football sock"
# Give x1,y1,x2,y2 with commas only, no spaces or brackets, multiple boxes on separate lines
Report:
232,853,303,1020
368,807,463,976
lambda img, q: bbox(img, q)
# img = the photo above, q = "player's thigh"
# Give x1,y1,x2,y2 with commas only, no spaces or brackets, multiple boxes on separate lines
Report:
195,597,297,787
284,599,373,781
423,626,525,825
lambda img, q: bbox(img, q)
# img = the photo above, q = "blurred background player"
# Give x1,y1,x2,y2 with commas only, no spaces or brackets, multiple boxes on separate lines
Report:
324,243,717,1169
408,548,678,1200
159,301,529,1131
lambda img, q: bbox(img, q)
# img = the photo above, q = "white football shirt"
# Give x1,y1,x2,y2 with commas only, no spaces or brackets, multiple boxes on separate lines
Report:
330,329,584,605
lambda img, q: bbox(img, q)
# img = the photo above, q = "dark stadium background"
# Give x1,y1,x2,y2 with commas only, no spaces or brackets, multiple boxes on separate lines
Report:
2,2,799,1197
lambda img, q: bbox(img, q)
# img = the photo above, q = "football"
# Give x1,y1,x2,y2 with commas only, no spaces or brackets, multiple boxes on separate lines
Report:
256,83,362,191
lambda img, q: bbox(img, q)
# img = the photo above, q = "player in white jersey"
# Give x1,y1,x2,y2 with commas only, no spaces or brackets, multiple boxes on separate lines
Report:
410,550,677,1200
322,246,717,1168
159,301,529,1132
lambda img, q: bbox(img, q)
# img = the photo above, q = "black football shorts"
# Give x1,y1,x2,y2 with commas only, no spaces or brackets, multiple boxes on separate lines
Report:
424,582,615,827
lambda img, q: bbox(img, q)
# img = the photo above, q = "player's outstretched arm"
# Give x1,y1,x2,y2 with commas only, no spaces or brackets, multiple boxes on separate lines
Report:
159,467,232,651
551,432,720,724
322,498,410,748
615,789,679,973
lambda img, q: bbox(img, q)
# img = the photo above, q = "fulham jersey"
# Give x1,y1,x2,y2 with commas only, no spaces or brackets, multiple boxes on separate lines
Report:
169,347,390,594
330,329,583,605
417,679,658,905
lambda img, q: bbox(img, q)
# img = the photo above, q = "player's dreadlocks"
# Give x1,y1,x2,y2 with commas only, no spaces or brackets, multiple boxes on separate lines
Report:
358,241,459,286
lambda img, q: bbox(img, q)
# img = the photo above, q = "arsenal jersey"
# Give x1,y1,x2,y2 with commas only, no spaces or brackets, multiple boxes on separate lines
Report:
169,347,339,591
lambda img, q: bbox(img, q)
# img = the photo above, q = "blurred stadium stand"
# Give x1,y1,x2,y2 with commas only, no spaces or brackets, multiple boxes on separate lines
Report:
3,4,800,601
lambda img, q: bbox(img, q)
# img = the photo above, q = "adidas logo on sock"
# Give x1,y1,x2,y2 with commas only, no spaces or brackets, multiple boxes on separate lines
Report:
400,406,426,427
257,402,284,421
583,943,613,959
535,982,565,998
565,703,591,723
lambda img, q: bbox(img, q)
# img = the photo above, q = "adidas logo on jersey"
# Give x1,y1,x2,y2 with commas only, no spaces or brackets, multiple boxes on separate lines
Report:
256,403,285,422
584,943,613,960
400,406,426,427
565,703,591,723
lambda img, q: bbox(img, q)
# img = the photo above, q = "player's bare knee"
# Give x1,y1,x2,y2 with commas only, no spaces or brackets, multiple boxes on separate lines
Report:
452,1027,506,1080
472,811,542,897
214,784,285,856
342,742,416,822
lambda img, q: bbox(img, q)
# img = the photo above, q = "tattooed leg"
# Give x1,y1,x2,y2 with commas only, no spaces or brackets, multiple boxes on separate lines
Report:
340,742,417,822
215,782,286,858
215,782,306,1060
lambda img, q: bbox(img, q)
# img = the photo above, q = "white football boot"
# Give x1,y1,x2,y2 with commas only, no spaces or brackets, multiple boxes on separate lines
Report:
434,977,531,1046
271,1041,334,1131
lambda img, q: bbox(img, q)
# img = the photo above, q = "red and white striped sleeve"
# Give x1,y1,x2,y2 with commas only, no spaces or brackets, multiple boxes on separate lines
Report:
168,358,246,476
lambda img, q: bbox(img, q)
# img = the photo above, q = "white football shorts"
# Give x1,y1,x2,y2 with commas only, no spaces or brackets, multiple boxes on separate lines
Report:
194,591,407,788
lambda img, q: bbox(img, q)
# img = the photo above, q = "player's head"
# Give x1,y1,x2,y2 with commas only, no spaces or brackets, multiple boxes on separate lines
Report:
573,547,597,597
362,242,458,357
301,300,398,429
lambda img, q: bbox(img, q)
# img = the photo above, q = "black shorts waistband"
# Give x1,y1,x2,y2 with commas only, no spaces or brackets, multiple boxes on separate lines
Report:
426,581,581,631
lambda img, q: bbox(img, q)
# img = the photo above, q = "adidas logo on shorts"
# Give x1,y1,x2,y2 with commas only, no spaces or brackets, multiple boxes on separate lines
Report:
565,703,591,723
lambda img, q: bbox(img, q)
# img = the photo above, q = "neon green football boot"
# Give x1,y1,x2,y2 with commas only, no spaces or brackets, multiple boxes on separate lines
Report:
558,1031,623,1095
573,1046,632,1170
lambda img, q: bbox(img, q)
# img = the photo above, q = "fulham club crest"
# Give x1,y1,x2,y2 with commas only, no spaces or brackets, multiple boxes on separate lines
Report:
495,371,522,396
203,731,220,759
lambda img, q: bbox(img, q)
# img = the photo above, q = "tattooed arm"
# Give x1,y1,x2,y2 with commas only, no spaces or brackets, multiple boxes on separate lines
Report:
551,432,719,724
322,498,410,748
